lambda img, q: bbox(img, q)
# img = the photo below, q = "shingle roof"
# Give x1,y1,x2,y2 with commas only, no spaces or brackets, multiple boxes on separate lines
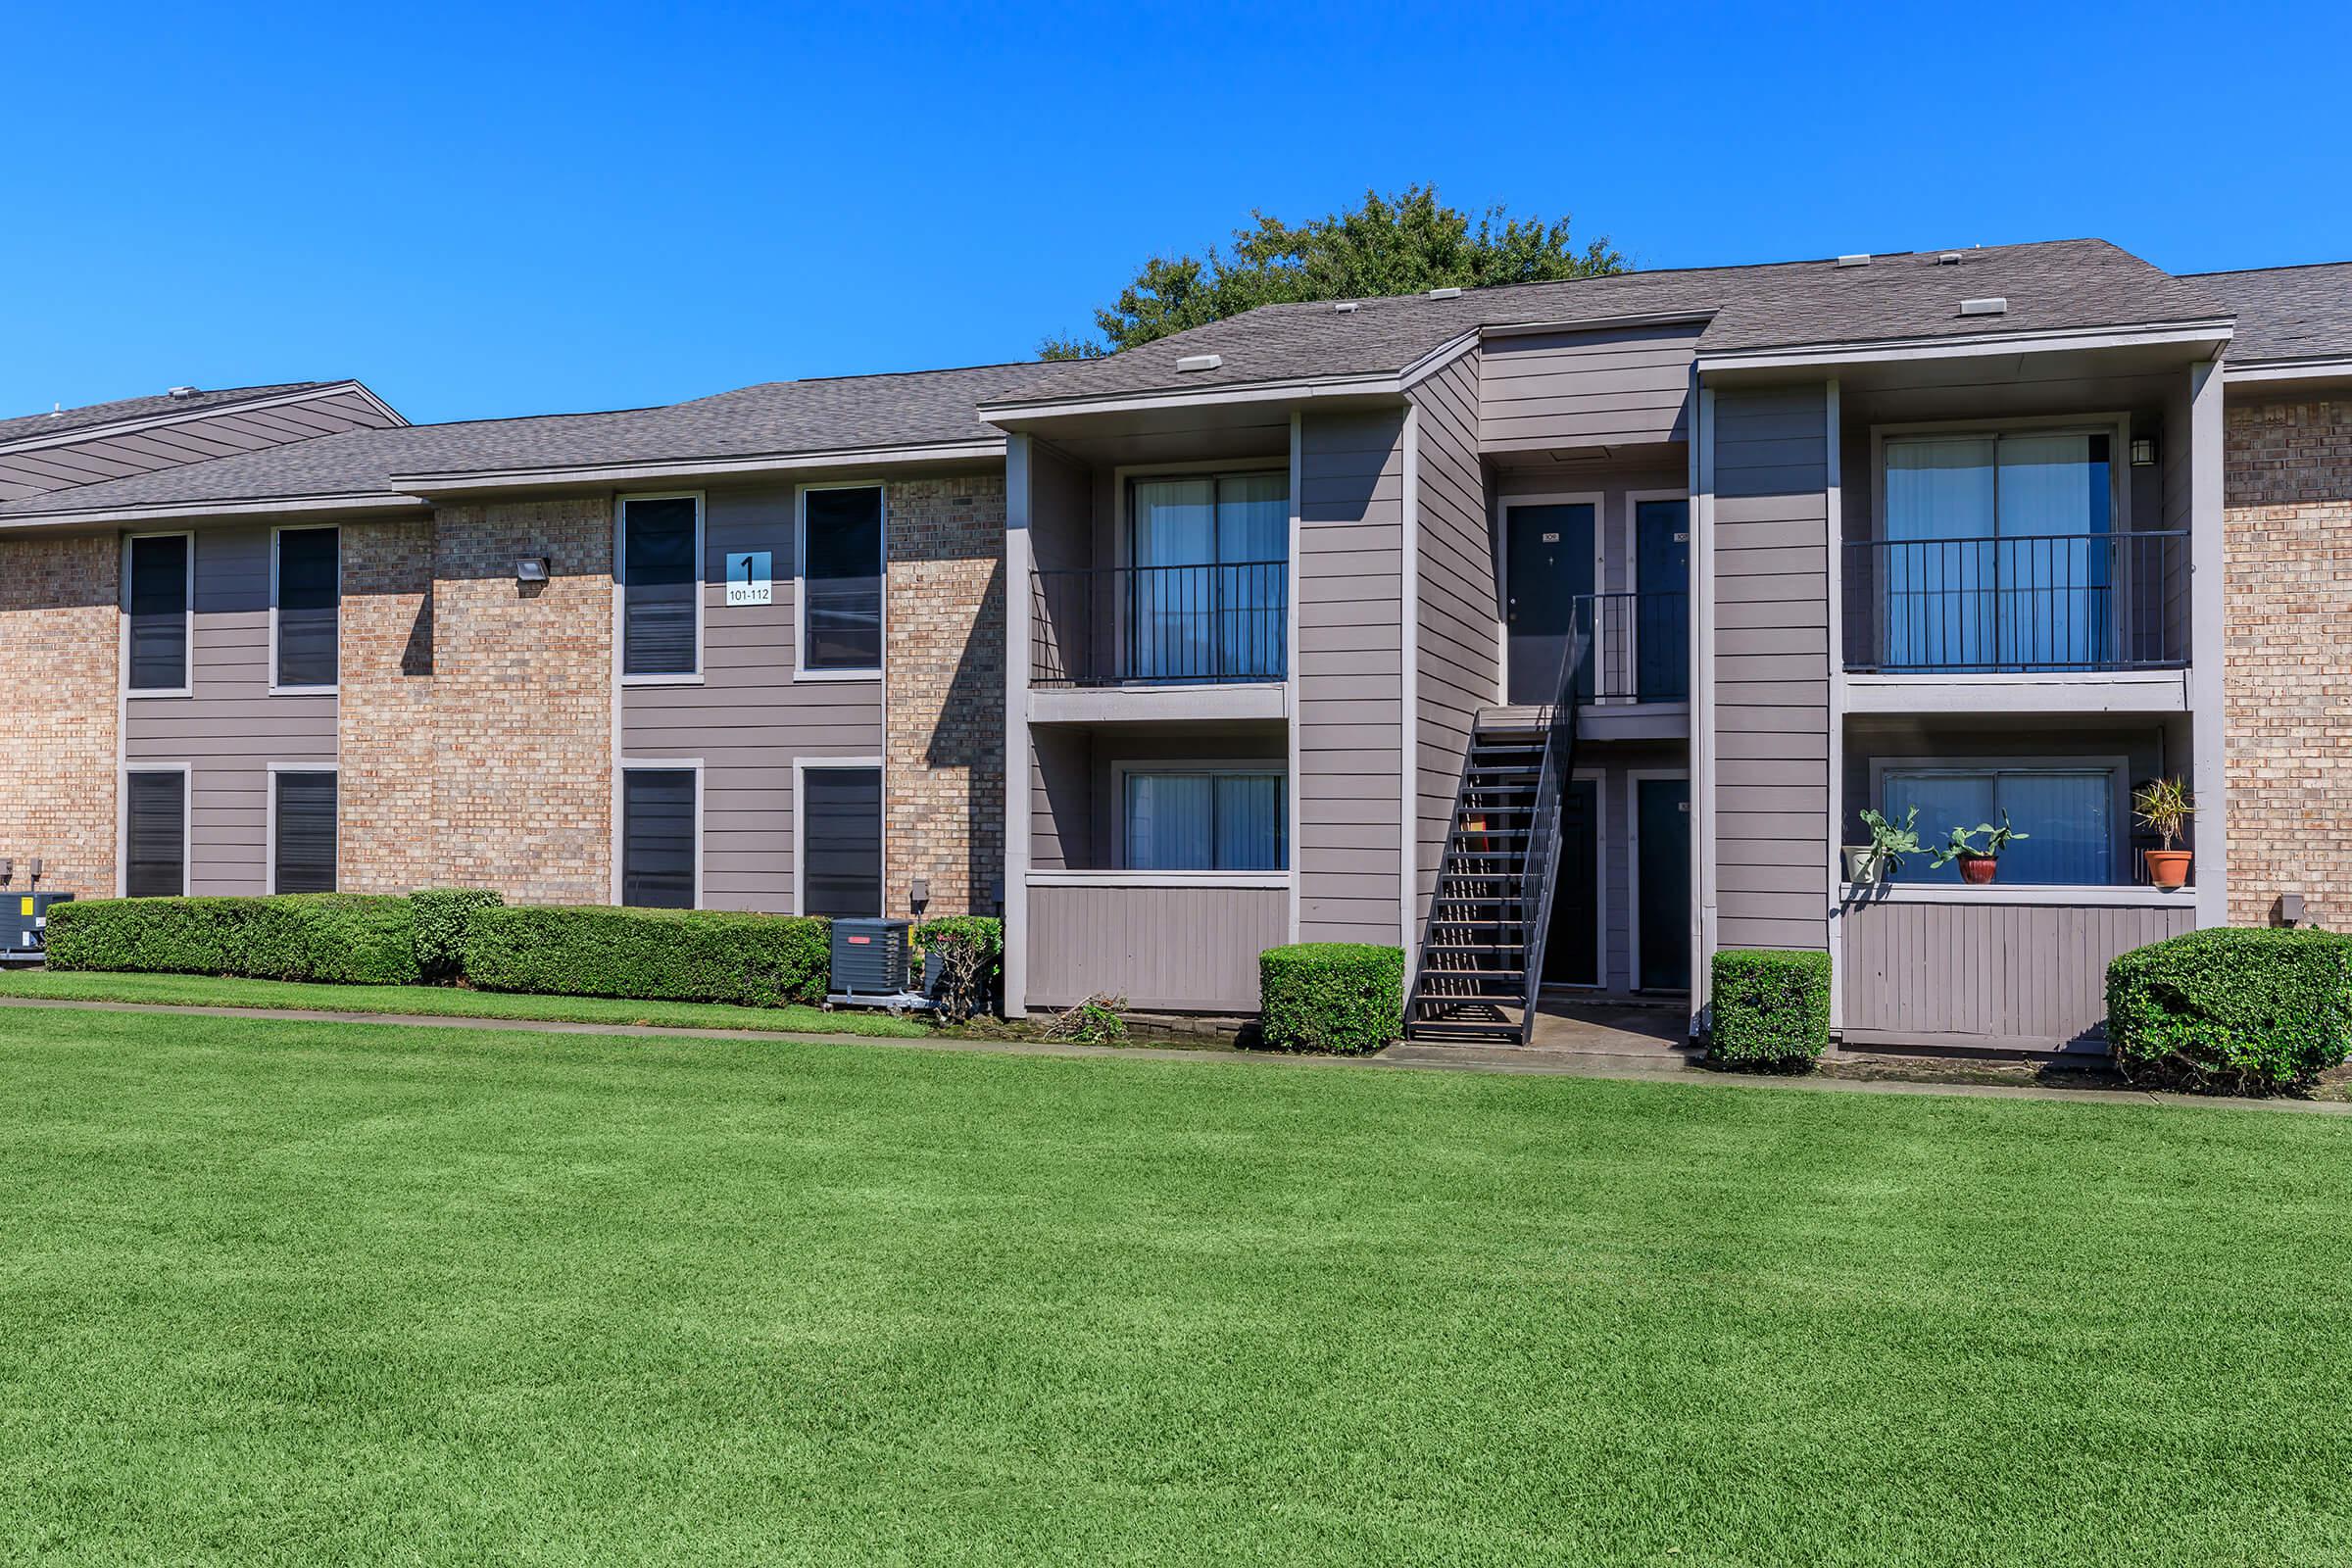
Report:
978,239,2231,405
2189,262,2352,366
0,382,329,449
0,364,1052,518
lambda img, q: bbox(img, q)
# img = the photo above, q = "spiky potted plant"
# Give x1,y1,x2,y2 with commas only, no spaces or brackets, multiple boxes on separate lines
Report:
1930,811,2030,886
2133,776,2195,890
1844,806,1919,886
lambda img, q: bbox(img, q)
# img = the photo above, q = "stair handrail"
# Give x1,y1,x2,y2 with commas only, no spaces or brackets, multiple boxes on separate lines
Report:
1511,623,1593,1044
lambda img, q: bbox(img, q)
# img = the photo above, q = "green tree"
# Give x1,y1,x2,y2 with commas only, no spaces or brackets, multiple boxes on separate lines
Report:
1040,185,1623,361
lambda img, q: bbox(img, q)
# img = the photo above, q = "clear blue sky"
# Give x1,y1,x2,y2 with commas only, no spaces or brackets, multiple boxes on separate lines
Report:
9,1,2347,426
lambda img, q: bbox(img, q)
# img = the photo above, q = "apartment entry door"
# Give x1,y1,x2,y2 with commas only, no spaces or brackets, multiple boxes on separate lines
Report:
1636,776,1691,991
1505,502,1595,705
1634,499,1690,702
1541,778,1600,988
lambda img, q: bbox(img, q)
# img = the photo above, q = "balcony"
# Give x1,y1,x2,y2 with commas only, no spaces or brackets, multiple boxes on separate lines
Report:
1032,561,1286,681
1842,531,2188,675
1575,591,1689,705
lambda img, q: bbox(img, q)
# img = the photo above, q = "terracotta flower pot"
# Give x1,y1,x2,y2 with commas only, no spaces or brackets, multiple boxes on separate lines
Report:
1956,853,1998,885
2144,848,2193,891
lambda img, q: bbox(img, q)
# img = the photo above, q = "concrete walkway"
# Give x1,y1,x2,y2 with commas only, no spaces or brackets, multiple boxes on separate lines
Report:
1,993,2344,1115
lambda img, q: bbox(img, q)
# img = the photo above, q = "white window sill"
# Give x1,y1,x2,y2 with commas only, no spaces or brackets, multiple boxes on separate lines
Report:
124,688,192,701
269,684,339,698
621,672,706,687
1840,882,2193,907
795,667,883,683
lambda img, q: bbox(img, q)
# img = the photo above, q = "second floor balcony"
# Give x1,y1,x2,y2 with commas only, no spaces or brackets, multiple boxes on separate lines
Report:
1842,530,2189,675
1031,561,1288,688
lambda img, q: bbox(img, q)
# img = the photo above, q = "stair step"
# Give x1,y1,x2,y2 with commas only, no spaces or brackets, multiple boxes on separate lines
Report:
1405,1022,1524,1043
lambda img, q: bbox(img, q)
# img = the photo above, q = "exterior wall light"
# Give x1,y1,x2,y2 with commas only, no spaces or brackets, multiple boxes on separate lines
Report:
515,558,550,583
2130,438,2157,466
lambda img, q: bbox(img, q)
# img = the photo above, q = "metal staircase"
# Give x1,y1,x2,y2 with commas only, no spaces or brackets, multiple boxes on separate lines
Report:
1402,630,1589,1045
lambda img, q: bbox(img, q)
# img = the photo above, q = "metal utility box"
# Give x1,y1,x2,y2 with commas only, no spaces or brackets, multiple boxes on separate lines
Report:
829,917,913,999
4,891,74,961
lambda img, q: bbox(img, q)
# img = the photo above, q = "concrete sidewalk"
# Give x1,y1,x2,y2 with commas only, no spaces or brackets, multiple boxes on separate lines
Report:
1,993,2344,1115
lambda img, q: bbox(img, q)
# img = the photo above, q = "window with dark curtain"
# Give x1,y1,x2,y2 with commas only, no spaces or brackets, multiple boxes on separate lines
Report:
273,771,337,893
274,527,340,688
124,770,186,897
126,535,190,691
622,768,696,907
623,497,699,676
803,766,881,916
803,487,882,671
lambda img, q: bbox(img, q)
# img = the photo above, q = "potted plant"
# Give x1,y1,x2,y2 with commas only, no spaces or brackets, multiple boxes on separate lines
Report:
1844,806,1920,885
1929,811,2031,885
2133,776,2195,890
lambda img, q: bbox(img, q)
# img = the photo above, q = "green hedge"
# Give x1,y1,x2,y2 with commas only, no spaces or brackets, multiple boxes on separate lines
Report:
461,905,829,1008
1258,943,1403,1054
44,895,421,985
411,888,505,983
2107,927,2352,1092
1708,949,1831,1069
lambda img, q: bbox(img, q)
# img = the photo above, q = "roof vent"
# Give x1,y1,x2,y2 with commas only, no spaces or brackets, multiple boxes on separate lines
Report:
1936,252,1964,267
1333,301,1359,314
1175,353,1222,373
167,385,198,399
1959,297,2009,317
1836,254,1872,269
1427,286,1463,300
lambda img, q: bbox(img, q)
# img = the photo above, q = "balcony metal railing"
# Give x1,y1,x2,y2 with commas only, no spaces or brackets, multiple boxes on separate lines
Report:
1842,530,2189,674
1572,591,1689,704
1031,562,1288,687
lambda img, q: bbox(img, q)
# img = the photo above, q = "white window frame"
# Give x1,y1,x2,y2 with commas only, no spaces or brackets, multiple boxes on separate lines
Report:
269,523,342,696
117,761,191,898
1626,767,1692,994
615,491,707,686
265,762,338,894
793,757,886,915
121,529,195,700
1869,754,2131,887
1494,492,1605,705
794,481,886,682
613,758,704,908
1109,760,1289,873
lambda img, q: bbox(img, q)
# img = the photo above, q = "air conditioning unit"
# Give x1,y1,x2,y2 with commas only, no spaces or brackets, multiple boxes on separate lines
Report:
3,891,73,962
829,917,913,1002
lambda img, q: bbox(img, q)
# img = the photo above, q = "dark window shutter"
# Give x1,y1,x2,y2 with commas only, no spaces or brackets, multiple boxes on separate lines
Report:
623,499,699,675
273,771,337,893
622,769,696,907
803,766,882,916
124,771,186,897
127,535,190,691
275,528,340,688
803,487,882,670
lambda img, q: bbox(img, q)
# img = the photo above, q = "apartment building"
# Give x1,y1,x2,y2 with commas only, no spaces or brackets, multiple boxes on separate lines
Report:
2,240,2346,1054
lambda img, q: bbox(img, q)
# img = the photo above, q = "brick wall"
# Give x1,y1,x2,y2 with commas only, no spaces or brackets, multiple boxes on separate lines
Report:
885,473,1006,917
2223,396,2352,926
337,518,439,893
0,535,118,897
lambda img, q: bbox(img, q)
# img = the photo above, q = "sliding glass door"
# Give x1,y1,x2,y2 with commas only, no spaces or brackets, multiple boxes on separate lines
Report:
1128,473,1287,682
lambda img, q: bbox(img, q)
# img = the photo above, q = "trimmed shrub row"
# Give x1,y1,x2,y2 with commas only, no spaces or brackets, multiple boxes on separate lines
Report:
1259,943,1403,1054
2107,927,2352,1092
462,905,829,1008
45,895,425,985
1708,949,1831,1069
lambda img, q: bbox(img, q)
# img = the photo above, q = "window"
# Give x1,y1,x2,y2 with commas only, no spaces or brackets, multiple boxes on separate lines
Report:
1122,770,1285,871
801,486,883,673
1882,765,2115,885
621,767,697,908
271,770,337,893
126,534,191,692
1127,471,1288,681
123,769,187,897
801,765,882,916
1879,429,2117,670
620,495,701,677
273,527,340,689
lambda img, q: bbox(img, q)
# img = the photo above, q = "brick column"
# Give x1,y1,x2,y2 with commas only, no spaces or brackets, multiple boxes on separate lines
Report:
0,535,119,897
338,518,439,892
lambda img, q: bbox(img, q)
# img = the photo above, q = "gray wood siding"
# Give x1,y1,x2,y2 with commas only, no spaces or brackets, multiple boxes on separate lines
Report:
1840,897,2193,1050
1709,384,1831,952
124,524,337,894
1298,408,1406,944
1409,353,1494,926
1478,321,1700,455
1027,882,1289,1011
1027,726,1286,873
619,483,884,913
0,389,398,502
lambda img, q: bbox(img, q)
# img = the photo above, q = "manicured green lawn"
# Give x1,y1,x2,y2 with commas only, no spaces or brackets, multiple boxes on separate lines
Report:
3,1008,2349,1565
0,966,931,1037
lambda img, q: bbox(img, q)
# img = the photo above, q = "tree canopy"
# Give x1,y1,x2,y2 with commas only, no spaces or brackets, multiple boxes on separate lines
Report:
1039,185,1624,361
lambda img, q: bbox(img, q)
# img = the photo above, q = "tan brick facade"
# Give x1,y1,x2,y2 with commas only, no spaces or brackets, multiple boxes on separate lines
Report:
885,473,1006,917
337,518,439,893
2223,397,2352,927
0,535,118,897
427,499,613,904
